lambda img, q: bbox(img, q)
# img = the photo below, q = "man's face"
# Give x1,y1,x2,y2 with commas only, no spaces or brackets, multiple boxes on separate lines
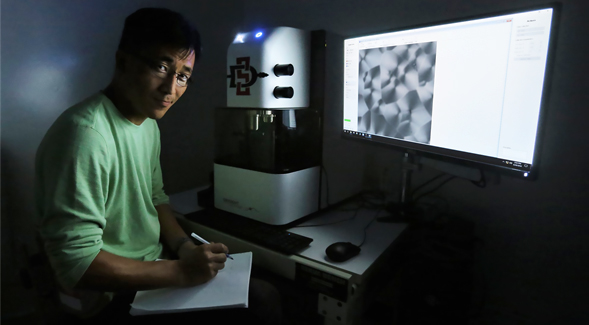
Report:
120,46,196,121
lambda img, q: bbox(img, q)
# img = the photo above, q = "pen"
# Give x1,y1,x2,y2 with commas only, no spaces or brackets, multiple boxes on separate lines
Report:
191,232,234,260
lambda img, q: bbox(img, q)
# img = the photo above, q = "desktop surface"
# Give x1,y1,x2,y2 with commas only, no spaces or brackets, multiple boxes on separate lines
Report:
170,188,407,277
288,206,407,276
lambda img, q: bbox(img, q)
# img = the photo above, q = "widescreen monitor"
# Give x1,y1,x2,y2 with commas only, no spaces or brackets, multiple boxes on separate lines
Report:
342,5,558,179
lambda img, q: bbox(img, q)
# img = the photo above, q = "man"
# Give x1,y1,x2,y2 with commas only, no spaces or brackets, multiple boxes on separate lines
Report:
35,8,281,323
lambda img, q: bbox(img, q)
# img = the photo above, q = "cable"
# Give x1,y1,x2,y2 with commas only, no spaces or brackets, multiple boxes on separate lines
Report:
357,190,387,210
411,168,486,204
357,209,382,247
293,208,360,228
293,190,386,228
471,169,486,188
410,173,454,202
411,172,447,196
417,195,451,215
293,194,382,250
413,175,457,202
335,190,386,212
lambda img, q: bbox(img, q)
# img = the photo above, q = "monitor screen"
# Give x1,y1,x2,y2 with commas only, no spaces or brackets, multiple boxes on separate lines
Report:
342,6,557,178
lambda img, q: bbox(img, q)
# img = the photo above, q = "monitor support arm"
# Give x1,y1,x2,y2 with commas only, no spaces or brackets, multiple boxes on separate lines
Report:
399,151,420,206
378,151,421,223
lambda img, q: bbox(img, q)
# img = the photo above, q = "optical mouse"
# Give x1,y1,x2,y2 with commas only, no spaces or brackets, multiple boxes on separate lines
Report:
325,242,361,262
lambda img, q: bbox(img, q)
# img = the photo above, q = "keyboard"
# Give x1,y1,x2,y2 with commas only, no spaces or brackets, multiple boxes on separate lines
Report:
185,209,313,255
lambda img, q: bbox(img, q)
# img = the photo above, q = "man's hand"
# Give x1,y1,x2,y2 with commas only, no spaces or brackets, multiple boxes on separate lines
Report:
176,242,228,287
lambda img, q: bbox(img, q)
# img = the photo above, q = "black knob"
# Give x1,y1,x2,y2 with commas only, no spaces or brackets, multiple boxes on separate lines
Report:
273,86,294,99
273,64,294,76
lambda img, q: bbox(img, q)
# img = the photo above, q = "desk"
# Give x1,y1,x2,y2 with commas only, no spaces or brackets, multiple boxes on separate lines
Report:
170,188,408,325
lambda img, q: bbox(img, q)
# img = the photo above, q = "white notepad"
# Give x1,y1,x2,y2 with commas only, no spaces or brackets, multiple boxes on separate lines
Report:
129,252,252,316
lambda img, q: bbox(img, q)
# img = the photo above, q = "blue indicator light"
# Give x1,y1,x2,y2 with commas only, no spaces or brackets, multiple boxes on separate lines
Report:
255,32,263,38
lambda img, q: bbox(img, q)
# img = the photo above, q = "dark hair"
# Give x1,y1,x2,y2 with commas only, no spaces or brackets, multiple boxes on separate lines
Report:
118,8,201,60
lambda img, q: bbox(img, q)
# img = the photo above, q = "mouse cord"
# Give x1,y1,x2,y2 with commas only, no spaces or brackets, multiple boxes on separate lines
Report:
357,209,383,247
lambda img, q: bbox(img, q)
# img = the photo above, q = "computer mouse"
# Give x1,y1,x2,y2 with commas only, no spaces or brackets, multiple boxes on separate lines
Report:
325,242,361,262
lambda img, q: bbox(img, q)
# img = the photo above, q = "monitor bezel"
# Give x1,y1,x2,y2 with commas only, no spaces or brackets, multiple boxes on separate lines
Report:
341,2,561,180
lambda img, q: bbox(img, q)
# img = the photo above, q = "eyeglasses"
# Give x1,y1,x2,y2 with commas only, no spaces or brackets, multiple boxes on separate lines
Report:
131,53,192,88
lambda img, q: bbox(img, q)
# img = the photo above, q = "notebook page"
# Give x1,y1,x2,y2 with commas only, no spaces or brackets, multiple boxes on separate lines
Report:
130,252,252,315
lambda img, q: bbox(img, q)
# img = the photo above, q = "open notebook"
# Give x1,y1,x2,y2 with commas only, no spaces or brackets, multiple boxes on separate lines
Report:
130,252,252,316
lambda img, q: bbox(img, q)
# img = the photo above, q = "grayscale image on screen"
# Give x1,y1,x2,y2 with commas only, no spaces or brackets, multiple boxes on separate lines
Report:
358,42,437,144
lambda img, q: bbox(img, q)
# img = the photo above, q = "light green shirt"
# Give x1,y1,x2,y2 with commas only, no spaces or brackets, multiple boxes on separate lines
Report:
35,92,169,290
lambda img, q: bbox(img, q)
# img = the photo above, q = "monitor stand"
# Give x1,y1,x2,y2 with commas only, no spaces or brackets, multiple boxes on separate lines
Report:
378,151,424,223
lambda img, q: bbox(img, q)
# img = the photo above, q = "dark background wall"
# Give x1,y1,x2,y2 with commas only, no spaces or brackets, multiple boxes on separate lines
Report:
2,0,588,323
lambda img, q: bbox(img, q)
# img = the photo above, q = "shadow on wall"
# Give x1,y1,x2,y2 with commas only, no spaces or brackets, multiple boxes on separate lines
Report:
2,146,18,270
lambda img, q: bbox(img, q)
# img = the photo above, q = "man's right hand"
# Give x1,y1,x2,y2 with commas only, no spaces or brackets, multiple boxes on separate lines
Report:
176,242,228,286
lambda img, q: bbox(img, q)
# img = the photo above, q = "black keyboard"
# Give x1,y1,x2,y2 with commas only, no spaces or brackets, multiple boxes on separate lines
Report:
185,209,313,255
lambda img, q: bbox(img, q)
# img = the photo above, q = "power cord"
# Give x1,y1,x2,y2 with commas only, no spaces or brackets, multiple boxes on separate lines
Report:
411,168,487,203
411,173,447,196
293,208,360,228
413,175,457,203
293,190,386,228
470,169,486,188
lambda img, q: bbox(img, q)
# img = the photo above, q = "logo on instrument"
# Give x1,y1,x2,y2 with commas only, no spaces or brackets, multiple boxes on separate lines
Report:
227,57,268,95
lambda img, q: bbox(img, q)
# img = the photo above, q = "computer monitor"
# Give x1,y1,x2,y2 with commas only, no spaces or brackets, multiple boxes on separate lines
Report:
342,5,558,179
